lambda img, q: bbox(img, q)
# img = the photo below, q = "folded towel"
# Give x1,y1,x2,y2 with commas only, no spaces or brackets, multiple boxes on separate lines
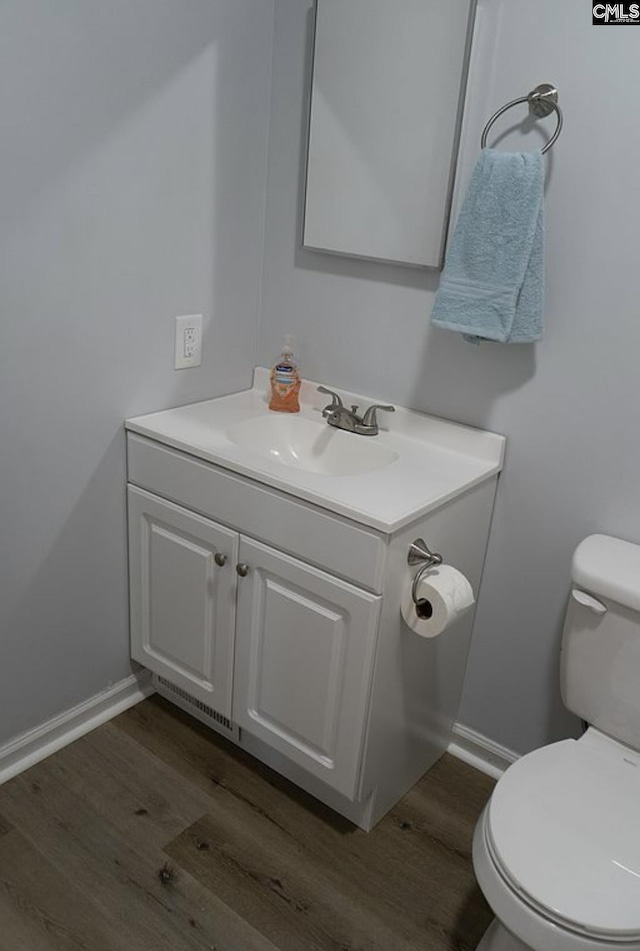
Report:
431,149,545,344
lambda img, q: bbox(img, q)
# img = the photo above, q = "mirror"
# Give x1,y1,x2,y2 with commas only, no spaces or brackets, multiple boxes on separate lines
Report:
303,0,476,269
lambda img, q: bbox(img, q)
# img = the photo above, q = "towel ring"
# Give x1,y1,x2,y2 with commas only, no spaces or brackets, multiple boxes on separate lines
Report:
481,83,563,155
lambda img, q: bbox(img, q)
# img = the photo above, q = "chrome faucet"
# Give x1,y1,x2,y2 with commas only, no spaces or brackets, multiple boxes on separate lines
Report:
317,386,395,436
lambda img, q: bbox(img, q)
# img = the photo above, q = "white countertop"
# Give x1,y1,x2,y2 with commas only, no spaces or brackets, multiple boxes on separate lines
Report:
125,369,505,534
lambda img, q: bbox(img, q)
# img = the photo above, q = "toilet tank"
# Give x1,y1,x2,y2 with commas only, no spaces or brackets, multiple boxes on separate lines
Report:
561,534,640,752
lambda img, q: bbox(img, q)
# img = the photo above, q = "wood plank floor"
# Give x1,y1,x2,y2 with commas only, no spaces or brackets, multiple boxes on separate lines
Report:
0,696,495,951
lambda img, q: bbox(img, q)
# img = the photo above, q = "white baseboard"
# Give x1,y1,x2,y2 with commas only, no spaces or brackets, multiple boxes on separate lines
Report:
0,681,518,789
448,722,519,780
0,671,154,786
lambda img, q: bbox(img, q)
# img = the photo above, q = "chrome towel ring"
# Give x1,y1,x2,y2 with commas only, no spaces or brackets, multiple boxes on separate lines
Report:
481,83,563,155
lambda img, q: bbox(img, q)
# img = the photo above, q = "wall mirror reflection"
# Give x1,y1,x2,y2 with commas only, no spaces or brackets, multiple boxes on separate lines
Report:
303,0,477,269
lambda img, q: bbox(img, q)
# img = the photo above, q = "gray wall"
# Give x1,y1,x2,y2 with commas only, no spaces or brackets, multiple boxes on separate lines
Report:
259,0,640,754
0,0,275,745
4,0,639,762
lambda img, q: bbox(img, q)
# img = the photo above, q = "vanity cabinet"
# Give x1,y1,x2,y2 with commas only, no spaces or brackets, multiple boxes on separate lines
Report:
125,376,504,830
128,483,381,800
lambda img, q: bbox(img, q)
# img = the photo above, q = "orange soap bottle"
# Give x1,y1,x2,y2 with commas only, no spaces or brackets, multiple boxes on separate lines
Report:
269,335,301,413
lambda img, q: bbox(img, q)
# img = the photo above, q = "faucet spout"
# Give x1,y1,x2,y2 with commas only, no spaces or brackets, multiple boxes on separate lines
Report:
325,406,359,432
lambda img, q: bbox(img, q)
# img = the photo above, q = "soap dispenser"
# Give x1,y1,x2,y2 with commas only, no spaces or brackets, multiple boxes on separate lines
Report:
269,335,301,413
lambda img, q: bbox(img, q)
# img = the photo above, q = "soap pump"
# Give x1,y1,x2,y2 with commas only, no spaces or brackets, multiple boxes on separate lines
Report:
268,335,301,413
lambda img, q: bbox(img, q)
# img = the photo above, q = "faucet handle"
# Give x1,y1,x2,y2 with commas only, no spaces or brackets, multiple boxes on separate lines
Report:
317,385,344,412
317,385,343,407
362,403,395,428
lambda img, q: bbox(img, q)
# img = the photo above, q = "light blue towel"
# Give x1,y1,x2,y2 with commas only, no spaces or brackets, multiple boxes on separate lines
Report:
431,149,545,343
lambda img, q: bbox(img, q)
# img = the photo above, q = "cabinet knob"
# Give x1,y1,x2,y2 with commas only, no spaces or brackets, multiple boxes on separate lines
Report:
214,552,227,567
236,563,250,578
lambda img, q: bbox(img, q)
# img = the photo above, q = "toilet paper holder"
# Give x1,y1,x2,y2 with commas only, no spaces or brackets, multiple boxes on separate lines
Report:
408,538,443,607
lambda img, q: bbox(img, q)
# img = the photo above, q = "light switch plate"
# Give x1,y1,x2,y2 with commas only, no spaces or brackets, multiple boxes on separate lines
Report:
174,314,203,369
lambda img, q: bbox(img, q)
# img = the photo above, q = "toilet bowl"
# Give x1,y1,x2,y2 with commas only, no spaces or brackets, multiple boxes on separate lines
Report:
472,535,640,951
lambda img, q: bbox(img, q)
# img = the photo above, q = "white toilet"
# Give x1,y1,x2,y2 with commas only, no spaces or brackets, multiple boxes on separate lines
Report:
473,534,640,951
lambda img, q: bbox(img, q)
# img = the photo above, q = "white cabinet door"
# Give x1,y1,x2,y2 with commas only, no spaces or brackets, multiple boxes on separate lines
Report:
128,487,238,716
233,536,382,800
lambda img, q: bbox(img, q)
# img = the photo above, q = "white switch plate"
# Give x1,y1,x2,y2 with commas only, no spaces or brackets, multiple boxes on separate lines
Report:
174,314,203,369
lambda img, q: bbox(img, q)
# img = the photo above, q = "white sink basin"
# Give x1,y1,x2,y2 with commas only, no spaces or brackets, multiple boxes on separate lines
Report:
125,368,505,532
227,414,398,476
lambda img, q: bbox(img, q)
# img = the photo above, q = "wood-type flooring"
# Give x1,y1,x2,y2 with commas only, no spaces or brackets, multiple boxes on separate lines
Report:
0,695,495,950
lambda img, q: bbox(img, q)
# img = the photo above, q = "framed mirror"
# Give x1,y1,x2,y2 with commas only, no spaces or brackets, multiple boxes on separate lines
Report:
303,0,477,269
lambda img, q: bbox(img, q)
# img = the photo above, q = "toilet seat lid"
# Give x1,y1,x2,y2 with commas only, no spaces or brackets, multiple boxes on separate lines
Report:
488,735,640,939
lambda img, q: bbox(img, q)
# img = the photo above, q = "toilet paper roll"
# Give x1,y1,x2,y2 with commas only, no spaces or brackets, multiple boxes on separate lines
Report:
401,564,475,638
